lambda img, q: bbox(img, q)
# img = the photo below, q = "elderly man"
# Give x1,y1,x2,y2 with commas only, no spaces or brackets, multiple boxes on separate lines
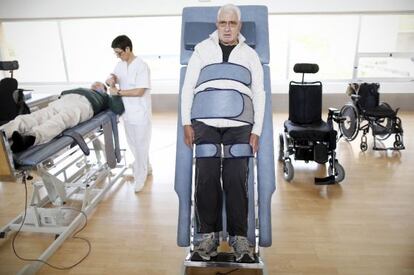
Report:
181,4,265,262
1,82,122,153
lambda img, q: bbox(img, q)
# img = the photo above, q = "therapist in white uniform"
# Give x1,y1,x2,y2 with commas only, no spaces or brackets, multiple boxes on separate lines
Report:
107,35,152,192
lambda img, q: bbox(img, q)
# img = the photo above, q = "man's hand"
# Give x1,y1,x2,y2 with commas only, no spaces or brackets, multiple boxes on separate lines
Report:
249,133,259,154
184,125,194,148
109,87,119,95
106,74,117,88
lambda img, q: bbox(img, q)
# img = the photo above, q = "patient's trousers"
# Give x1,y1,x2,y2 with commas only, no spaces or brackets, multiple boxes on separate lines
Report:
2,94,93,145
192,120,252,237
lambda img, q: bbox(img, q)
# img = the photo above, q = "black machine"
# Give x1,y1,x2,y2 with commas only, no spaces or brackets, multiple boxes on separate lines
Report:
339,83,404,151
0,61,30,126
279,63,345,185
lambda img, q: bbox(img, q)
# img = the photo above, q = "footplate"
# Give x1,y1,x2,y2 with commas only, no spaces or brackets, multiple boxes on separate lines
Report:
185,252,264,269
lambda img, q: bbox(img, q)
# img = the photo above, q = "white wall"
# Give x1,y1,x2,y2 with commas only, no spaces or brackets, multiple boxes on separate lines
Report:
0,0,413,19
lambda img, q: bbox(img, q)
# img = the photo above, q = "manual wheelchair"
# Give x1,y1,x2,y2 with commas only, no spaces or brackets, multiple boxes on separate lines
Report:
339,83,404,151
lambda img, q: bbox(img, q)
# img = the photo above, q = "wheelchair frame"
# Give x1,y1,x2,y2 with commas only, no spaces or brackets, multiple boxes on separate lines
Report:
279,64,345,185
339,83,405,151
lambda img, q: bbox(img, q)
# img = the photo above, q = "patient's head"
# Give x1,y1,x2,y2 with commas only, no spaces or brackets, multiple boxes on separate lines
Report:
91,82,107,93
216,4,242,46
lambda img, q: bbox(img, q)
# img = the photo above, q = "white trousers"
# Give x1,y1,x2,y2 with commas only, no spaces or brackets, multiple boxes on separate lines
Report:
123,119,152,188
2,94,93,145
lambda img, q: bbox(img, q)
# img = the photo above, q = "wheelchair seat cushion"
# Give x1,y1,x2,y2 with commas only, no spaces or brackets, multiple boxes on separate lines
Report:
363,105,396,118
284,120,333,141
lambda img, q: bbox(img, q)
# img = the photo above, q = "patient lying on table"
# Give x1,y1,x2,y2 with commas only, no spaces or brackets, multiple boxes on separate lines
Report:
1,82,123,153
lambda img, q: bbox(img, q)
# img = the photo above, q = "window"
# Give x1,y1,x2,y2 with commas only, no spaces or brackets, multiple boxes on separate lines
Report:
1,13,413,93
60,17,181,84
1,21,66,82
287,15,359,80
356,15,414,80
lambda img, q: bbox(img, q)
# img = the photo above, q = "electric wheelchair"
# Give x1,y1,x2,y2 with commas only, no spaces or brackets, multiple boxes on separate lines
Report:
0,60,30,126
279,63,345,184
339,82,405,151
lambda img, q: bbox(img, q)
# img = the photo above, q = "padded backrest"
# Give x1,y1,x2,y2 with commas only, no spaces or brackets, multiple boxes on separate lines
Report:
357,83,380,110
0,78,19,125
289,83,322,124
0,78,30,126
180,6,269,65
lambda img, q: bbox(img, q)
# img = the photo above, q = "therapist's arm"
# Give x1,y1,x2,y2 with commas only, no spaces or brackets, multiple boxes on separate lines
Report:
109,87,146,97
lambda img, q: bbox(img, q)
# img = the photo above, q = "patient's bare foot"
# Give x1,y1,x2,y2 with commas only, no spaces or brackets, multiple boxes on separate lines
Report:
11,131,35,153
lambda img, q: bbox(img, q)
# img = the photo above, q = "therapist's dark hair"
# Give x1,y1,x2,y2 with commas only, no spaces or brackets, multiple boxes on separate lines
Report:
111,35,133,51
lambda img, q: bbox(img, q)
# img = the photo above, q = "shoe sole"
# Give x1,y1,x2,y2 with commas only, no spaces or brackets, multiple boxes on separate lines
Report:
235,253,255,263
191,251,218,261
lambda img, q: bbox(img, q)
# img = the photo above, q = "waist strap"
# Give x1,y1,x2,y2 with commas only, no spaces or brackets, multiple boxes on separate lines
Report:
191,89,254,124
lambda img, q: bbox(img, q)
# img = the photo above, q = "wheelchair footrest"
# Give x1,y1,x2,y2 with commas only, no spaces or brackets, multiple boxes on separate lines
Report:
372,125,390,135
190,252,256,263
185,252,264,269
314,175,336,185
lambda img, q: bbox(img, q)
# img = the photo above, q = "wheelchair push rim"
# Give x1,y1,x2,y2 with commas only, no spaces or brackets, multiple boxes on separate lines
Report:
340,103,359,141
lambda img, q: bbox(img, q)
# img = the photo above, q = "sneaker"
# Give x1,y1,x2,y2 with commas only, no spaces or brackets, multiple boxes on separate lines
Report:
192,233,219,261
230,236,255,263
147,164,153,176
134,182,144,193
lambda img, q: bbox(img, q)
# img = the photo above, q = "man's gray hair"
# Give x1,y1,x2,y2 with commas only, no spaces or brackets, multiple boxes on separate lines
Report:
217,4,241,22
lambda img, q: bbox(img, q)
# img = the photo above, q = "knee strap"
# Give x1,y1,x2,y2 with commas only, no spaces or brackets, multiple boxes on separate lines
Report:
195,143,221,158
223,144,253,158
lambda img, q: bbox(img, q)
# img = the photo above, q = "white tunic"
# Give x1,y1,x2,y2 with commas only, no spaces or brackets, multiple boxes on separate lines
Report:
113,57,152,125
113,56,152,190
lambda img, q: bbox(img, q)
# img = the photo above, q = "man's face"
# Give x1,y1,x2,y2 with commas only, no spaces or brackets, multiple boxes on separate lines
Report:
113,47,130,62
216,10,241,45
91,82,106,93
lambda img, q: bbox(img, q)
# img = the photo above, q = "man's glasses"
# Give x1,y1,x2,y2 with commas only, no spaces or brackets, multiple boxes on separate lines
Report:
218,20,238,29
114,50,124,57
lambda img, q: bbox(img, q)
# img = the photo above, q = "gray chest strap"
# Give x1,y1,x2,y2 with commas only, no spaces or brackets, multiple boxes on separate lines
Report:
196,63,252,88
191,89,254,124
191,62,254,124
195,143,253,158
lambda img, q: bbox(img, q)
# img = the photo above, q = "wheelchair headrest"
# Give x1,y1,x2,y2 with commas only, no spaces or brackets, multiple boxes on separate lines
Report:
184,21,256,51
0,61,19,71
293,63,319,74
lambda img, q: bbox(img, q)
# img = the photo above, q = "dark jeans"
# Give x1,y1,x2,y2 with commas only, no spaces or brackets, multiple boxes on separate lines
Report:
192,120,252,237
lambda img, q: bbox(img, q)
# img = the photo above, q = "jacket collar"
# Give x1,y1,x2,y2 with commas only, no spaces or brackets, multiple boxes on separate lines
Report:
209,30,246,46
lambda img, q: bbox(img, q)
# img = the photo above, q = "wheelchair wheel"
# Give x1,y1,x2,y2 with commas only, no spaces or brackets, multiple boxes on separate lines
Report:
376,102,392,140
340,103,359,141
394,134,404,150
360,142,368,152
329,160,345,183
283,159,294,182
278,133,284,162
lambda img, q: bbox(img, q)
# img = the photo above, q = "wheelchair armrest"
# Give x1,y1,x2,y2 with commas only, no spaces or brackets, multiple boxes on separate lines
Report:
327,107,346,123
351,94,360,101
328,107,340,116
